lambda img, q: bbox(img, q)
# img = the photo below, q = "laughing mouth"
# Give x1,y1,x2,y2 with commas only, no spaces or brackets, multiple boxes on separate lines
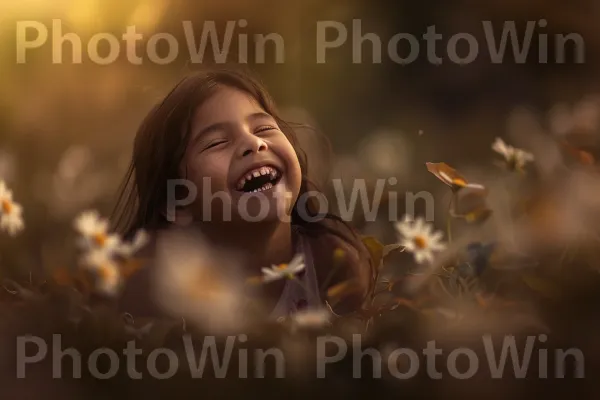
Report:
235,165,282,193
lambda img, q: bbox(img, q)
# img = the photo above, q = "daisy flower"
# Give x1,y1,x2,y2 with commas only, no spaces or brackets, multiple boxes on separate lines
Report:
81,249,122,296
73,210,149,295
95,262,122,296
0,180,24,236
118,229,150,257
492,137,534,171
395,216,446,264
73,210,121,253
261,253,306,282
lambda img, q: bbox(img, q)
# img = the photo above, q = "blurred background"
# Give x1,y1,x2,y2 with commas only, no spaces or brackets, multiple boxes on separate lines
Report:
0,0,599,277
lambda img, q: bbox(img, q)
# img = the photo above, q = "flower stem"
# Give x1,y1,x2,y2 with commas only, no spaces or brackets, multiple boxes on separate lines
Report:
446,191,456,243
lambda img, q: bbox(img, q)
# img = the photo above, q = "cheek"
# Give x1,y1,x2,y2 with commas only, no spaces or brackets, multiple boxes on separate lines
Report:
186,154,229,192
279,143,303,195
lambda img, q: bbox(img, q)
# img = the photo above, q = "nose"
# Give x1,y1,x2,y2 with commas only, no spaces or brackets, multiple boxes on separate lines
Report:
237,131,268,158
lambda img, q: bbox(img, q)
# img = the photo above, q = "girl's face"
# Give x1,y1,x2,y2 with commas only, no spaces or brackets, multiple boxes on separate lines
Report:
182,86,302,223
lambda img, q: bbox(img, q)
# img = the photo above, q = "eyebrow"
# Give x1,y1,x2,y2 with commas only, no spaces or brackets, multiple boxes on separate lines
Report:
192,112,275,144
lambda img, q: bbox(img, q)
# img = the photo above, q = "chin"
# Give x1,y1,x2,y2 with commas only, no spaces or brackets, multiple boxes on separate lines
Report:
230,193,292,224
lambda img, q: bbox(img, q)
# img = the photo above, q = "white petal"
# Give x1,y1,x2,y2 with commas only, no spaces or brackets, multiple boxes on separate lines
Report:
421,222,433,236
288,253,305,269
465,183,486,190
413,217,425,234
131,230,149,250
0,181,13,204
104,234,122,249
414,251,427,264
402,214,415,223
1,213,24,236
429,230,444,242
290,262,306,275
261,267,280,277
261,272,283,282
395,221,414,238
81,249,110,269
420,250,434,264
401,240,416,253
429,241,447,252
492,137,508,156
520,151,535,162
74,210,108,237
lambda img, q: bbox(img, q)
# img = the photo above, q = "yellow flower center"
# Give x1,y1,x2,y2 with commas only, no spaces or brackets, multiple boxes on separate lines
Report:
98,264,116,280
1,200,12,214
94,233,107,246
413,235,427,249
275,263,288,270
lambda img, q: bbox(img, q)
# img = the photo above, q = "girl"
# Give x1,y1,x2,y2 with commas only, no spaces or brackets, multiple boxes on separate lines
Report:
112,68,374,319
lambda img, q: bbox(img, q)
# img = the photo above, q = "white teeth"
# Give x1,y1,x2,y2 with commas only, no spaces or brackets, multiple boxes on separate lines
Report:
237,166,281,191
250,182,274,193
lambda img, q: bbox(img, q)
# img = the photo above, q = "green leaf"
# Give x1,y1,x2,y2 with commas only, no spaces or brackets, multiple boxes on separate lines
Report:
362,236,384,268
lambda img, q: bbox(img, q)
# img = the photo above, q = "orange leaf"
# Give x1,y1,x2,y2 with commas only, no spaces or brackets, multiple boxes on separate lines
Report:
426,162,469,189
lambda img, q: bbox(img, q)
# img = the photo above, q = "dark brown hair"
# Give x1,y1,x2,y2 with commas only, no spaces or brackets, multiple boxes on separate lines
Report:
111,68,374,308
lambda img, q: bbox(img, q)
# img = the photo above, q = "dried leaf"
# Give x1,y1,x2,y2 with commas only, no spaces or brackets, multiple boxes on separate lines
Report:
426,162,485,191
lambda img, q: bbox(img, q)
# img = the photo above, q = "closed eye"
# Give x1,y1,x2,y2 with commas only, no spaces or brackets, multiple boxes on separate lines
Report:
255,125,278,134
204,140,227,150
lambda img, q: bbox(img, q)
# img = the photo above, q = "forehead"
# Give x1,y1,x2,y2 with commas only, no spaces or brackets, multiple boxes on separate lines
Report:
192,86,266,128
